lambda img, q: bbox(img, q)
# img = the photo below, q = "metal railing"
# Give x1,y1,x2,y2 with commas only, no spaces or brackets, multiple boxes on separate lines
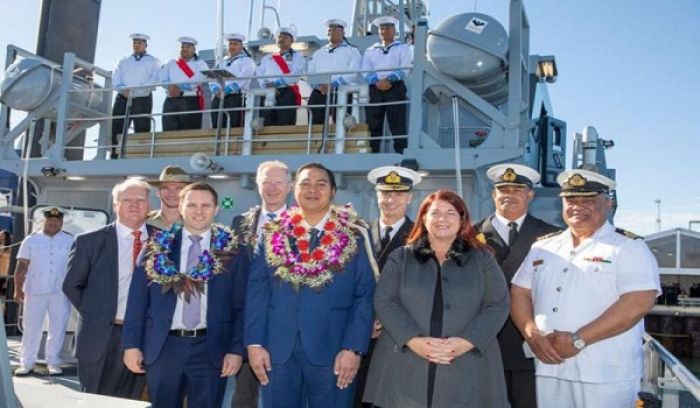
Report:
643,332,700,407
2,62,417,160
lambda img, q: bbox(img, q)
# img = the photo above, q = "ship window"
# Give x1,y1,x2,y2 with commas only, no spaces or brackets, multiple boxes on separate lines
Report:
680,235,700,269
647,235,676,268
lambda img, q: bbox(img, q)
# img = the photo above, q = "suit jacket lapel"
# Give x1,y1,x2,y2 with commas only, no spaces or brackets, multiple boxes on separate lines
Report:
370,219,381,254
479,215,510,264
105,223,119,297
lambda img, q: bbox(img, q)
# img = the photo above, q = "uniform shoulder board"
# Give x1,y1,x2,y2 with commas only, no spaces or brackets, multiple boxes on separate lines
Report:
63,230,73,236
615,227,643,240
536,230,563,241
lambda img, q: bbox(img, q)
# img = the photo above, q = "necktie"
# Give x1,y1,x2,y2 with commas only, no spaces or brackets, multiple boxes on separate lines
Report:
131,231,142,267
267,212,277,221
508,222,518,246
183,235,203,329
308,228,320,250
380,226,393,251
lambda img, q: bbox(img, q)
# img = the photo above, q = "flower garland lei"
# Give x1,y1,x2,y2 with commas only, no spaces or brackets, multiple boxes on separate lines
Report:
265,204,359,289
144,222,239,296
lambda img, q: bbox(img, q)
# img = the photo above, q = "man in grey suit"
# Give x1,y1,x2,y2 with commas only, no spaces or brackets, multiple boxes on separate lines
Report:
63,179,153,399
474,164,559,408
227,160,291,407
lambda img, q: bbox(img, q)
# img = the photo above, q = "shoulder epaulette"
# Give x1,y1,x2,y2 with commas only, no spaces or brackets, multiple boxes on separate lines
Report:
536,230,564,241
63,231,73,236
615,227,643,240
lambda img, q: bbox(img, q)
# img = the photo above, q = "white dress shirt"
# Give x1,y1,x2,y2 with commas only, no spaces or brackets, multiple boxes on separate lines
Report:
307,42,362,87
160,57,210,94
256,49,307,88
115,222,148,320
113,53,162,97
210,52,257,94
17,231,74,295
378,217,407,242
255,205,288,236
361,40,413,84
492,212,526,244
171,227,210,330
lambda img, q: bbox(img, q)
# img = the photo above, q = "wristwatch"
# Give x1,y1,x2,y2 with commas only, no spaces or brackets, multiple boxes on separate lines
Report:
572,333,587,350
344,348,364,357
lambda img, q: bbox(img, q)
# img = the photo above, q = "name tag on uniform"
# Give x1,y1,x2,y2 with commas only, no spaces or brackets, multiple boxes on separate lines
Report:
532,259,544,267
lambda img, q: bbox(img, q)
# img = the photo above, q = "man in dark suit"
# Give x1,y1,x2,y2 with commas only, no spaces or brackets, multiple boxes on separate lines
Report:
63,179,153,398
245,162,375,408
122,182,248,407
475,163,559,408
354,165,421,406
228,160,291,408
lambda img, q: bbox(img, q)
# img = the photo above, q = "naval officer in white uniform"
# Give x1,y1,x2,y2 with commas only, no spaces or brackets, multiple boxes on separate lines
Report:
511,169,660,408
210,33,256,129
360,16,413,154
111,33,161,158
255,26,307,126
307,18,362,125
14,207,74,376
160,36,210,131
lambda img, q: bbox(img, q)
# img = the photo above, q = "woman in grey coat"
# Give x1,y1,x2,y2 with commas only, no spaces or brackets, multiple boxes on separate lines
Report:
363,190,510,408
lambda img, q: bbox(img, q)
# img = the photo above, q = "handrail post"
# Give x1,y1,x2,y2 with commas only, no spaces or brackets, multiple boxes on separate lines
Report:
451,96,464,197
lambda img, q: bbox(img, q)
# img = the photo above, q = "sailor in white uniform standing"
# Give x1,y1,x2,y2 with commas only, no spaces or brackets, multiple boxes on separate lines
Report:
111,33,161,158
256,26,306,126
13,208,74,376
210,33,256,129
160,36,210,131
361,16,413,154
307,18,362,125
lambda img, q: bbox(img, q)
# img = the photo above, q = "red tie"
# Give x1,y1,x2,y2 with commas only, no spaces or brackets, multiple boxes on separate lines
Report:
132,230,142,267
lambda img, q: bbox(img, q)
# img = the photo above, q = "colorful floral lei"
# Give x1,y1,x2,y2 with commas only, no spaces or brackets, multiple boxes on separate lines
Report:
144,222,239,296
264,204,360,289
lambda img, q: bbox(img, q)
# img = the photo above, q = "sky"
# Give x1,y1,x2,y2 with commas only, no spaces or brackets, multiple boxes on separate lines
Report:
0,0,698,235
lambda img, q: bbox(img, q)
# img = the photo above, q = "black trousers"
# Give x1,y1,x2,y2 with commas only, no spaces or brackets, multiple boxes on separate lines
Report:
365,81,407,153
111,94,152,156
308,89,353,125
211,93,244,129
77,324,146,399
261,86,297,126
505,369,537,408
353,338,376,407
231,360,260,408
163,95,202,131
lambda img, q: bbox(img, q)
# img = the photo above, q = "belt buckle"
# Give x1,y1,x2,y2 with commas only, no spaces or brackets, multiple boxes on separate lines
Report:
185,329,198,338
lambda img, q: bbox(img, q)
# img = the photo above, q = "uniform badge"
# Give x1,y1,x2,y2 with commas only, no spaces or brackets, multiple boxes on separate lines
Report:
502,168,517,182
583,256,612,264
568,173,587,187
532,259,544,267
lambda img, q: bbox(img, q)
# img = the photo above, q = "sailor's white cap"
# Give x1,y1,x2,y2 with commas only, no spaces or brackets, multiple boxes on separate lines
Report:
177,36,198,46
129,33,150,42
487,164,540,188
324,19,348,30
557,169,616,197
367,166,422,192
372,16,399,27
224,33,246,43
276,26,296,39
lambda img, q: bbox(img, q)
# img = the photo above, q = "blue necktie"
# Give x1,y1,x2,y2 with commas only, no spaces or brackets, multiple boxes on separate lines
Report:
267,212,277,221
309,228,320,250
183,235,203,329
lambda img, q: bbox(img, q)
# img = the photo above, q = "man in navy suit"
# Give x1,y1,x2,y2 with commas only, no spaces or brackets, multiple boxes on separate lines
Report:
63,179,153,398
245,162,375,408
122,182,248,407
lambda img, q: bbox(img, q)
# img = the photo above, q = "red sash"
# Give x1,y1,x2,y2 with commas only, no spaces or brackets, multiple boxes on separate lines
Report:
271,54,301,106
175,58,205,110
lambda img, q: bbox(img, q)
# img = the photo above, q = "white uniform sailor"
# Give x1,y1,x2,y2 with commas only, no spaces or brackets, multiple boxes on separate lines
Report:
111,33,161,158
255,26,307,126
511,169,661,408
160,36,210,131
307,18,362,125
209,33,256,128
360,16,413,153
13,208,74,376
